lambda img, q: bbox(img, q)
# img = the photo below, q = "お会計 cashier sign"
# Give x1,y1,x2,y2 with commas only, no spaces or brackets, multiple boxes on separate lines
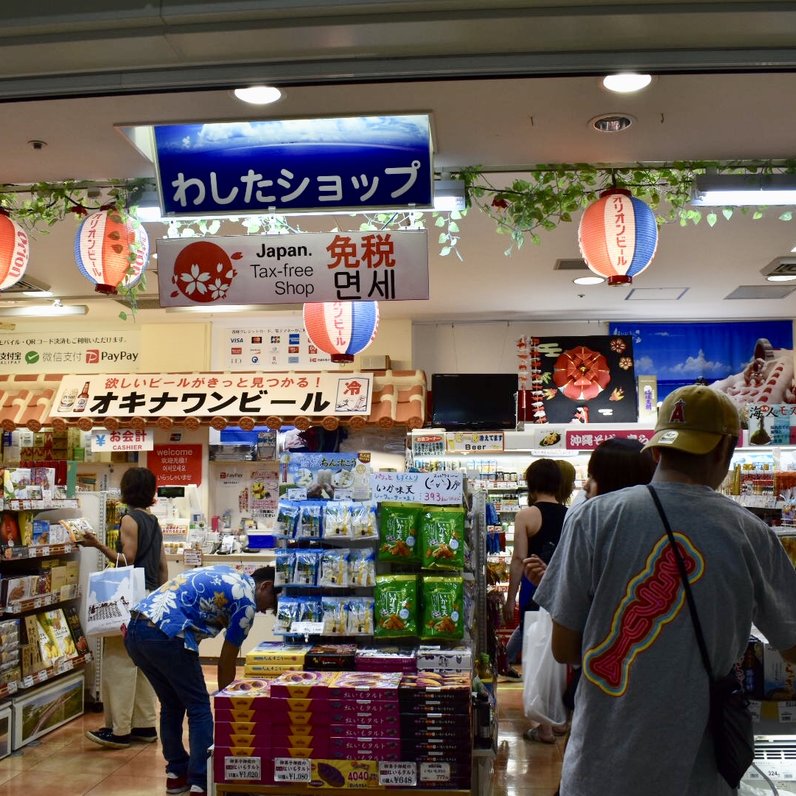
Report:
156,230,428,308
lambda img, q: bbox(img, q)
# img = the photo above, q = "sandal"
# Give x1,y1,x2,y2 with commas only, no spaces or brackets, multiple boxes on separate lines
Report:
524,727,556,744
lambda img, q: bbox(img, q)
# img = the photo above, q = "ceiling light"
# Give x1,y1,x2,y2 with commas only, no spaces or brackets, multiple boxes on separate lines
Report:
233,85,283,105
761,255,796,282
590,114,635,133
21,289,53,298
573,276,605,286
433,179,466,211
0,303,88,317
692,173,796,206
602,73,653,93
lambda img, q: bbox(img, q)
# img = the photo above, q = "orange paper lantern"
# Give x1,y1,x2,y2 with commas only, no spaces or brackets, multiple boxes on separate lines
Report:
0,210,30,290
74,209,149,294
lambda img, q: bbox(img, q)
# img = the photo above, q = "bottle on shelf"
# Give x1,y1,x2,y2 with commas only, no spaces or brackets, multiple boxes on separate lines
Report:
73,381,90,413
474,691,493,749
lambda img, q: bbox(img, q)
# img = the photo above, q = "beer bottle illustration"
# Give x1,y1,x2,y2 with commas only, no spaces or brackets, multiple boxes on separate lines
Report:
73,381,90,413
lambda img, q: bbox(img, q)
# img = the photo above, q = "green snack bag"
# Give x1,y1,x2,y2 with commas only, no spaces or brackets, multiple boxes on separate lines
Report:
419,506,466,570
374,574,418,638
377,502,421,563
421,576,464,641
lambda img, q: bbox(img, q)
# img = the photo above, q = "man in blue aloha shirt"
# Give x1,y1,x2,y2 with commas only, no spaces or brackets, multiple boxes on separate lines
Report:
124,564,279,796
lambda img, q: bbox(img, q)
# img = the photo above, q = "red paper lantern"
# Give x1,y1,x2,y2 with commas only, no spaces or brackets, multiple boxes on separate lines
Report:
74,209,149,294
578,189,658,285
0,210,30,290
303,301,379,363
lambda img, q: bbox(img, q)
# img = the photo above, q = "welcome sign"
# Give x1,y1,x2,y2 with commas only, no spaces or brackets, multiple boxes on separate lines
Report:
157,231,428,307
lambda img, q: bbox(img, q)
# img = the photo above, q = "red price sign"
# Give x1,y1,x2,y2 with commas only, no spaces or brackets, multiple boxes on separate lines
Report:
149,444,203,486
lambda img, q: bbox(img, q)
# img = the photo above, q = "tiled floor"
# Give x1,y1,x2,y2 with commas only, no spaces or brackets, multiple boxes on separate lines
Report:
0,671,561,795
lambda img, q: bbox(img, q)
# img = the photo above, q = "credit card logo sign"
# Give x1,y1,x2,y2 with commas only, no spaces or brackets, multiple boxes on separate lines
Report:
86,350,100,364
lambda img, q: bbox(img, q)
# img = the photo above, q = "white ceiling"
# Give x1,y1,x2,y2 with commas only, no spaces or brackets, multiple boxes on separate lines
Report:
2,2,796,327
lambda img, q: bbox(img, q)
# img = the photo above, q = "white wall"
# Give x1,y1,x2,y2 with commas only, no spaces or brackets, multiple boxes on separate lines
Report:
412,320,608,380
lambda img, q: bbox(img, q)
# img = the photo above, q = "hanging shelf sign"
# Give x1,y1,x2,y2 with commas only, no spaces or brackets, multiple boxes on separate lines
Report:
156,230,428,308
370,471,464,505
52,372,373,419
445,431,504,453
151,114,433,216
90,429,154,452
565,428,656,450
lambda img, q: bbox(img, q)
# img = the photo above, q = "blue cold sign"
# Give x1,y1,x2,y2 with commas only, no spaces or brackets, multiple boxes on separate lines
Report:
153,114,433,216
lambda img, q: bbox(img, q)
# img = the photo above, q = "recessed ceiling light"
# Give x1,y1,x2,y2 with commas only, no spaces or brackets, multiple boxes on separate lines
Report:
233,85,283,105
573,276,605,286
590,114,635,133
602,73,653,93
766,274,796,282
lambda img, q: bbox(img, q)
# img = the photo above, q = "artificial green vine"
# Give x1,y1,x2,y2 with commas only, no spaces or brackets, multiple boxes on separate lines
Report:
460,160,796,253
3,162,796,321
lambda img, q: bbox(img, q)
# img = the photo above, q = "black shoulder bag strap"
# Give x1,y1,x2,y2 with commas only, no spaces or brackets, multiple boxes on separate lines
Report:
646,484,714,681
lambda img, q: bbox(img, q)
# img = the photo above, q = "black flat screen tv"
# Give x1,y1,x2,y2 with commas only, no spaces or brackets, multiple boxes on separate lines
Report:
431,373,517,430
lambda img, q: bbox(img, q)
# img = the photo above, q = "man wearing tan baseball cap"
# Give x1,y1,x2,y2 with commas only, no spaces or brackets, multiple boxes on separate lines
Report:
643,383,741,457
534,384,796,795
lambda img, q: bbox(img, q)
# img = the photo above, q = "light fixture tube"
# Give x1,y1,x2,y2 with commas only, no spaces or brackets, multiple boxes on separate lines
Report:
692,173,796,206
0,304,88,317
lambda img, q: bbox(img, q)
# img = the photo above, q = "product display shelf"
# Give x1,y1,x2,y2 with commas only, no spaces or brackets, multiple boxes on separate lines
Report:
215,786,469,796
0,499,79,512
2,585,80,616
2,542,77,560
0,680,18,700
18,651,92,690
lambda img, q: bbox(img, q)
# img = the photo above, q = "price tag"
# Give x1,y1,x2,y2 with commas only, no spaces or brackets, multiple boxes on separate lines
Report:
287,488,308,501
333,488,353,501
748,700,762,721
419,762,451,783
274,757,311,782
379,761,417,787
778,701,796,722
224,755,262,780
41,546,50,558
290,621,324,636
182,549,203,568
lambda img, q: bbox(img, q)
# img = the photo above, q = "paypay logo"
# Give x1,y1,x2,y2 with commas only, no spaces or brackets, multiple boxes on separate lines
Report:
85,349,100,364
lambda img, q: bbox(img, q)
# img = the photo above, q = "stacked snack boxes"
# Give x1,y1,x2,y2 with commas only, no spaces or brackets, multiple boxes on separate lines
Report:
270,670,338,760
416,645,472,675
354,646,417,673
214,679,275,786
399,672,472,790
243,642,312,678
328,672,403,761
305,644,358,671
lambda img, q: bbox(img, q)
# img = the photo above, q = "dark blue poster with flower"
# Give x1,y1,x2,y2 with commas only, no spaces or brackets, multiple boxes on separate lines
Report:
608,320,793,402
518,334,637,424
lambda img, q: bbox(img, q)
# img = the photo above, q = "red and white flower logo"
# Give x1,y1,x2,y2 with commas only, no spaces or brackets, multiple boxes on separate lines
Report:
170,241,242,303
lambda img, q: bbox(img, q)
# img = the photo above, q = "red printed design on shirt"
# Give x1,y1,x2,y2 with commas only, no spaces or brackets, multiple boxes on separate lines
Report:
583,532,704,697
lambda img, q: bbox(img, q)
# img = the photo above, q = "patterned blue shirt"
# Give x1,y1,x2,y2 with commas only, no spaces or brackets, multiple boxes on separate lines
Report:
134,565,256,652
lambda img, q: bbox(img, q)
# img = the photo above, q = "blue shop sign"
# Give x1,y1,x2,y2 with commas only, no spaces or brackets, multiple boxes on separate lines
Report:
153,114,433,216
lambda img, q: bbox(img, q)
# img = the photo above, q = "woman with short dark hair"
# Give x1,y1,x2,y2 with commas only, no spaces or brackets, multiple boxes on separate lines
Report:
79,466,168,749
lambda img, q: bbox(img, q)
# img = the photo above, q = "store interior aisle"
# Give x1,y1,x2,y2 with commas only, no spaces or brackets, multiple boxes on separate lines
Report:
493,680,564,796
0,669,562,796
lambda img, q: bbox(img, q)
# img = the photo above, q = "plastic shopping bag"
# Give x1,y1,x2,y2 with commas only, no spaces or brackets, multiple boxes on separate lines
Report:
84,565,146,637
522,608,568,726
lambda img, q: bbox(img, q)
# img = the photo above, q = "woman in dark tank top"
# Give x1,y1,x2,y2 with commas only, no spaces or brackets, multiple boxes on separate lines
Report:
78,466,167,748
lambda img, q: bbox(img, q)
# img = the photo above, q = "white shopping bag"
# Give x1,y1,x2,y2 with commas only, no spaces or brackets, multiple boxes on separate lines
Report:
84,565,146,637
522,608,568,726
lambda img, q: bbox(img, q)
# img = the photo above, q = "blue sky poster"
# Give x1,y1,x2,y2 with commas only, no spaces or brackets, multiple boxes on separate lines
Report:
608,320,793,399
